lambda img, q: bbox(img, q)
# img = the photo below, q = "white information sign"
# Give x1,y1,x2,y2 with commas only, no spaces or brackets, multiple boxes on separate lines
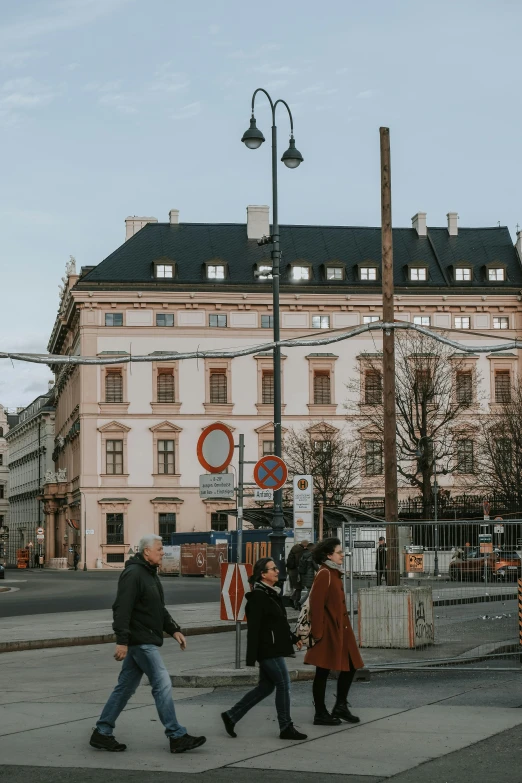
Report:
199,474,235,499
254,488,274,501
293,475,313,512
294,511,313,529
85,529,95,535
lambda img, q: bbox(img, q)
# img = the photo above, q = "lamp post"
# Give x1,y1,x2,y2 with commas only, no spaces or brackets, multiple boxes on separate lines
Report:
417,436,439,578
241,89,303,577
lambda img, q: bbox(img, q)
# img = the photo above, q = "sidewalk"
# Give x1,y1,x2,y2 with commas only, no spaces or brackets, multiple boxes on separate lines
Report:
0,636,521,781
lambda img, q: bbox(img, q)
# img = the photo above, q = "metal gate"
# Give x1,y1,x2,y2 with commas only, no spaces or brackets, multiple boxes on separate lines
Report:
338,518,522,671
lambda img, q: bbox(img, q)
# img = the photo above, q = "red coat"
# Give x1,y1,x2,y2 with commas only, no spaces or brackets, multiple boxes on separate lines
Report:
304,564,364,671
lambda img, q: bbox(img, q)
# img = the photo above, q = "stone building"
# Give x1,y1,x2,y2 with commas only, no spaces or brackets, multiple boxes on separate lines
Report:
41,208,522,568
5,387,55,565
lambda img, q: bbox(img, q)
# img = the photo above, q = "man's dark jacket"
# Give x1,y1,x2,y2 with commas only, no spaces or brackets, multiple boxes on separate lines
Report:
375,543,387,570
112,553,180,647
245,582,297,667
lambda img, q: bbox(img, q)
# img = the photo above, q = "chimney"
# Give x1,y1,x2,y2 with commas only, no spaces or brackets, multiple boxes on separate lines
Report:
247,205,270,240
125,216,158,241
516,231,522,263
412,212,427,237
169,209,179,225
447,212,458,236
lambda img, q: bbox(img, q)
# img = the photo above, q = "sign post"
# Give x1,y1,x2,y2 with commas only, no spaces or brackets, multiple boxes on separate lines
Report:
236,434,245,669
292,475,313,543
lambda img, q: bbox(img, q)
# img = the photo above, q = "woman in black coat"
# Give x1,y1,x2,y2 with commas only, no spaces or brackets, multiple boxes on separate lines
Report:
221,557,307,741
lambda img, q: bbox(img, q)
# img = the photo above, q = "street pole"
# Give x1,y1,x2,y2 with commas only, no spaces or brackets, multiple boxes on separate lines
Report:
380,127,400,587
318,499,324,541
82,492,87,572
241,90,303,583
236,434,244,669
433,445,439,577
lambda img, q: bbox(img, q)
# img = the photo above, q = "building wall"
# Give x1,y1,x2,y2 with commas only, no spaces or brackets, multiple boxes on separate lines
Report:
42,278,522,569
5,396,55,565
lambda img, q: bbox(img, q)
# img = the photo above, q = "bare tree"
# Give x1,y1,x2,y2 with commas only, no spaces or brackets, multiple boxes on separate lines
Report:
283,422,360,505
348,330,478,518
477,376,522,505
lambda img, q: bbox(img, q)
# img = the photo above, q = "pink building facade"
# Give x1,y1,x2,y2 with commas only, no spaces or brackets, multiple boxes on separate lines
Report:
42,209,522,568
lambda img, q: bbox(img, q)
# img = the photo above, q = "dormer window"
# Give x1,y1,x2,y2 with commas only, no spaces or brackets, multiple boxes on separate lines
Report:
361,267,378,281
326,266,344,280
455,267,472,282
488,267,505,282
410,267,427,281
257,264,273,279
292,265,311,281
155,263,174,278
207,264,226,280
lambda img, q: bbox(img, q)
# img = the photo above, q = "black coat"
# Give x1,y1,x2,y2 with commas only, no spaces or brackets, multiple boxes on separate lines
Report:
376,544,387,570
112,553,180,647
245,582,297,667
298,550,318,589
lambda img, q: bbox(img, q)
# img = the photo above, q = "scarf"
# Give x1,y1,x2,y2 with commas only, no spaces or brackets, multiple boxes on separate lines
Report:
324,559,344,573
256,580,281,595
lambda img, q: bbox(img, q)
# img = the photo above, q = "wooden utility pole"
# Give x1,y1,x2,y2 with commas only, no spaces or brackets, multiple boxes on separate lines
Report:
380,127,400,586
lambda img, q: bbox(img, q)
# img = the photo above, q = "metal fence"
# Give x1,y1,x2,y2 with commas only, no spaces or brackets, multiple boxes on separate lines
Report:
337,519,522,671
356,493,522,522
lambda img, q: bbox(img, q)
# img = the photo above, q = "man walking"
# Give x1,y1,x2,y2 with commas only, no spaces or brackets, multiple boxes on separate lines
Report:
376,536,387,585
286,539,308,609
90,534,206,754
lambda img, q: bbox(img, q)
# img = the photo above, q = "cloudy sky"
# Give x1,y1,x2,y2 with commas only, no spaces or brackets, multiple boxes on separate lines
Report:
1,0,521,409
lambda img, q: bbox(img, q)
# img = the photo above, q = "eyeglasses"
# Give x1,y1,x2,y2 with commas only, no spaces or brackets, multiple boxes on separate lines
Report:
264,567,279,572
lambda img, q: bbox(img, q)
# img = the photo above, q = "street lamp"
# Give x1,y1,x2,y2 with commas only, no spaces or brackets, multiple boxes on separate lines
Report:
241,88,303,578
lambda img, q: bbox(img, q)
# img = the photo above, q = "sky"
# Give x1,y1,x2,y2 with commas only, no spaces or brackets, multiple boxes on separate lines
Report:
1,0,521,410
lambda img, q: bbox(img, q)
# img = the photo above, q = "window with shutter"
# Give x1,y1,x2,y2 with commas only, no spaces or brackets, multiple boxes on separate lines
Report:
313,371,331,404
456,371,472,405
158,440,175,474
210,371,227,404
157,371,175,403
365,441,383,475
262,370,274,404
105,371,123,403
106,440,123,474
365,371,382,405
495,370,511,403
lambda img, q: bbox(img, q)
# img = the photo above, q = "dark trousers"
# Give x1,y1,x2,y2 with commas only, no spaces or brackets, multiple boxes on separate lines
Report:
227,656,292,731
312,661,356,712
377,568,387,585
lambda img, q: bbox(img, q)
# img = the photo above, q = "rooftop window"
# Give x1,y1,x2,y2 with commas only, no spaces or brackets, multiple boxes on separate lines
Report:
493,316,509,330
455,316,470,330
207,264,225,280
209,314,227,328
410,267,427,282
488,268,505,282
155,263,173,278
312,315,330,329
326,266,343,280
292,265,311,281
105,313,123,327
455,267,472,282
156,313,174,327
360,267,377,281
257,264,273,279
363,315,379,324
414,316,431,326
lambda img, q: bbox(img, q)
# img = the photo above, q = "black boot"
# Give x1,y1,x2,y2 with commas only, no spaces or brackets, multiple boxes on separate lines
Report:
313,709,341,726
280,724,307,740
332,702,360,724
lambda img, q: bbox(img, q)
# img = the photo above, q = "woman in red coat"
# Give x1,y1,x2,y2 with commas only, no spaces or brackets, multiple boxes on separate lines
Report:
304,537,364,726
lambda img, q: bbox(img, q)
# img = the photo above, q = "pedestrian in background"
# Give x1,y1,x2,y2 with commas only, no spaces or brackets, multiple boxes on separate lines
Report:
376,536,387,585
221,557,307,741
73,551,80,571
90,534,206,755
297,542,318,606
305,537,364,726
286,539,308,609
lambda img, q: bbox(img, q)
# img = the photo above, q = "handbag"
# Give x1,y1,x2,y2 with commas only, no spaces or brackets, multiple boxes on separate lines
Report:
294,569,330,649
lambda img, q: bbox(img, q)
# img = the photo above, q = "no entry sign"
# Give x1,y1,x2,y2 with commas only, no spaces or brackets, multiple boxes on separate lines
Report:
197,422,234,474
220,563,252,621
254,455,288,491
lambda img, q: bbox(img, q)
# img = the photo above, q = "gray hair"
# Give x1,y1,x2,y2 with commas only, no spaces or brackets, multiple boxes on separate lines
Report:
137,534,163,553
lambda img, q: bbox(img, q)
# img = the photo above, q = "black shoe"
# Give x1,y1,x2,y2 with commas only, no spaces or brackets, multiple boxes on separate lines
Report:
332,702,360,724
221,712,237,738
280,724,307,740
313,709,342,726
169,734,207,753
89,728,127,752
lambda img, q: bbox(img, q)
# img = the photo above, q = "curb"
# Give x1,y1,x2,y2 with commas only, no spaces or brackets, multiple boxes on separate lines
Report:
170,667,372,688
0,622,241,654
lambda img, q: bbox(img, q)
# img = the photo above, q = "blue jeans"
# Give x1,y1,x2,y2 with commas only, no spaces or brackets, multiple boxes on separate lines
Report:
227,656,292,731
96,644,186,739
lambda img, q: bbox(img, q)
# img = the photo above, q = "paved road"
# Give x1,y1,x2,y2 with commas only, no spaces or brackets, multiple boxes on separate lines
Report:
0,570,221,617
